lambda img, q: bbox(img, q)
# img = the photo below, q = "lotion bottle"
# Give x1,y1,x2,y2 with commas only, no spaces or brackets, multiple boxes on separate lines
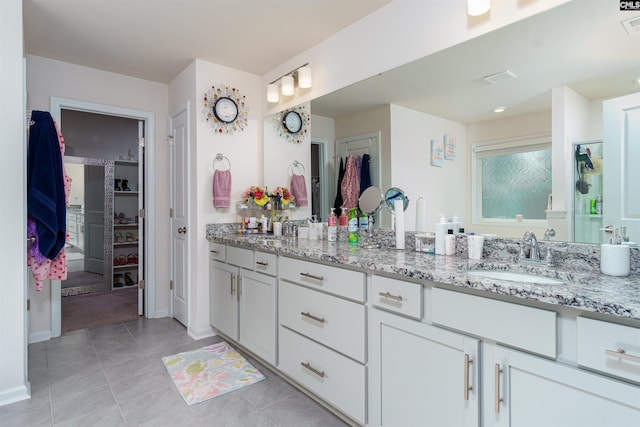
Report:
445,229,456,255
435,213,448,255
328,208,337,242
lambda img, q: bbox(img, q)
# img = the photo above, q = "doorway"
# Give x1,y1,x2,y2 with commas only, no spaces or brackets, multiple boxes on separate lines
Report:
311,138,329,221
50,97,156,336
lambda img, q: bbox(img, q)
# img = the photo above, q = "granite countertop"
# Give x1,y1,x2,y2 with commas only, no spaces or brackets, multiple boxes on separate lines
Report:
207,231,640,322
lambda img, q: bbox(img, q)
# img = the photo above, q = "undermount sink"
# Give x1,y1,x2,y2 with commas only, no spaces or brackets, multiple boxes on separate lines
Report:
467,270,565,285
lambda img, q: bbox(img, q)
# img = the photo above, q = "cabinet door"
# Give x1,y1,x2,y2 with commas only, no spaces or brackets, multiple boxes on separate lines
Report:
210,260,239,340
239,269,277,365
372,309,479,427
492,346,640,427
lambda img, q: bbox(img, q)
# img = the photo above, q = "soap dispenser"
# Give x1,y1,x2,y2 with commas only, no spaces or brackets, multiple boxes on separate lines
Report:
600,227,630,277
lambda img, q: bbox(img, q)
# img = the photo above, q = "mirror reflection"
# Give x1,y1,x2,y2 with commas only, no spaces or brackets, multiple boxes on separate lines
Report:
307,1,638,242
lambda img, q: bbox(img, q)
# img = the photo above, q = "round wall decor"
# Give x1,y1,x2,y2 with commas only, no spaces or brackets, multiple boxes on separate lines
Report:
202,84,249,134
275,105,310,144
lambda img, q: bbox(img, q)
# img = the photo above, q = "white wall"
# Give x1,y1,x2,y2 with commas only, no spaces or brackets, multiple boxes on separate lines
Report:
0,0,29,406
169,58,262,339
25,55,170,334
390,105,467,233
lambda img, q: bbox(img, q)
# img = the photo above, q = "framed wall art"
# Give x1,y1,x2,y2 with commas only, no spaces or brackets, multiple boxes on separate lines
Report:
431,139,444,167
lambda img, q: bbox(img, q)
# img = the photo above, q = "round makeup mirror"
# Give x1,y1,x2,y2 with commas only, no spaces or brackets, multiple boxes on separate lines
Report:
359,186,384,215
384,187,410,213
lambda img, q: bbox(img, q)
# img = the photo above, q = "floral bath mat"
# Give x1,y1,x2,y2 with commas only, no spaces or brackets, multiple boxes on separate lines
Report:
162,341,265,405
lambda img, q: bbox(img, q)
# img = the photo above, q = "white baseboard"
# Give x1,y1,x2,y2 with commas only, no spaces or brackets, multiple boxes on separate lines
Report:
153,308,170,318
188,325,215,341
0,382,30,407
29,331,52,344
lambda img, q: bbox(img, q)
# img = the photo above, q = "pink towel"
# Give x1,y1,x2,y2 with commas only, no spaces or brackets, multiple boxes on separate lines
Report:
340,155,360,209
290,174,308,207
213,169,232,208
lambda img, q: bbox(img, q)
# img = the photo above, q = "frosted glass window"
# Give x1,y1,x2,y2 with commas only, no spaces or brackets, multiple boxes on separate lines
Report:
481,149,551,220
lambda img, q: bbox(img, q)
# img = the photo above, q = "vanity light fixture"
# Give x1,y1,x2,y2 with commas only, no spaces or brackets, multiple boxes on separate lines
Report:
467,0,490,16
267,63,312,102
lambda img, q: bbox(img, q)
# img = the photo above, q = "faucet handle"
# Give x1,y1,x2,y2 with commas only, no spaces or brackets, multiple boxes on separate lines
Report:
545,245,567,262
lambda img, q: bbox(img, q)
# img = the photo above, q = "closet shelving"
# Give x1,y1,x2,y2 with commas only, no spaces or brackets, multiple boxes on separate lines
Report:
113,160,140,289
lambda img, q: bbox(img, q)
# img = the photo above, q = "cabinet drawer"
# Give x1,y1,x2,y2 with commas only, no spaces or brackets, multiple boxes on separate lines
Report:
372,275,423,319
279,256,365,302
432,287,556,358
279,281,366,363
209,242,226,262
577,317,640,384
226,246,254,269
279,326,366,424
254,251,277,276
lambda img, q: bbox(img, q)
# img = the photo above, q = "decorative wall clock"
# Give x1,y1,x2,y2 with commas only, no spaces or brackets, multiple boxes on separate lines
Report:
275,105,310,144
203,85,249,134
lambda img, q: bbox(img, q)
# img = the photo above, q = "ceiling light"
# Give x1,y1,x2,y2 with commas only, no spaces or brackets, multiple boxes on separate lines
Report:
467,0,490,16
483,70,517,84
494,107,506,113
267,84,279,103
267,63,312,102
635,76,640,84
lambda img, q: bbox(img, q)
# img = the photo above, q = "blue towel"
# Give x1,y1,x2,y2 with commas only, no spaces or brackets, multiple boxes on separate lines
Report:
27,111,66,260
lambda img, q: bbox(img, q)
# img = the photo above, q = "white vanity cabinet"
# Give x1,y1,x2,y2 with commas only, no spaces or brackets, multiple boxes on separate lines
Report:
209,244,277,365
490,345,640,427
278,256,367,424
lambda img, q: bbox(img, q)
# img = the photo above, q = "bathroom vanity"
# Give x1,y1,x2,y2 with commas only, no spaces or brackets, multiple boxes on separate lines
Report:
207,228,640,426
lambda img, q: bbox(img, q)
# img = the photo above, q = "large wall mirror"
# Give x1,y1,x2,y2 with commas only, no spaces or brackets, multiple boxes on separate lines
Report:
301,1,639,242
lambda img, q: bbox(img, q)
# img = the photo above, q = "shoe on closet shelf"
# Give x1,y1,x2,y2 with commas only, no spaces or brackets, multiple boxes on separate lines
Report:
113,274,124,287
115,232,123,243
122,179,131,191
118,212,126,224
124,272,135,286
118,254,127,265
114,179,122,191
125,232,136,242
127,253,137,265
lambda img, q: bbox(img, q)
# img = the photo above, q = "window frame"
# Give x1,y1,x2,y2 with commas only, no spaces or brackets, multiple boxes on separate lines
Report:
471,134,552,227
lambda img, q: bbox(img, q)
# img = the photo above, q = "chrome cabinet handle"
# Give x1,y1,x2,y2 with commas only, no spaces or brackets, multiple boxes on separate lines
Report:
300,272,324,282
606,348,640,363
379,291,403,302
301,311,326,324
464,354,473,401
230,273,235,295
301,362,325,378
256,261,269,267
211,250,220,254
494,363,504,413
238,277,242,298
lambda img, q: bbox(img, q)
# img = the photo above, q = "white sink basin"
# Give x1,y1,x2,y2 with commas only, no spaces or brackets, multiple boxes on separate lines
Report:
467,270,564,285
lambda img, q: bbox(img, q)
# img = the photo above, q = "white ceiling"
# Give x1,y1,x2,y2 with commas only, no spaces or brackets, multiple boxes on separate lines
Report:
23,1,640,124
23,0,391,83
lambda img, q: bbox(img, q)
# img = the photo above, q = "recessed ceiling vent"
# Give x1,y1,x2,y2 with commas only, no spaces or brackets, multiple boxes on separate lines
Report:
621,15,640,35
483,70,517,84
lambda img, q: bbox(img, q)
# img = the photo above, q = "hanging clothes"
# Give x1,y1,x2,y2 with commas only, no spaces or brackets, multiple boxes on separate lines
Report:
290,174,308,207
213,169,232,208
333,157,345,211
360,153,372,195
340,155,360,209
27,111,70,291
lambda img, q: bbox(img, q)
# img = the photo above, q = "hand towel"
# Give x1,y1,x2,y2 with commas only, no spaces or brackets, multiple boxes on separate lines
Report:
290,174,308,207
213,169,232,208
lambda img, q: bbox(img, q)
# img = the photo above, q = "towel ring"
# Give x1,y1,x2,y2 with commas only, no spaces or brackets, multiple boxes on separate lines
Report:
213,153,231,170
289,160,305,175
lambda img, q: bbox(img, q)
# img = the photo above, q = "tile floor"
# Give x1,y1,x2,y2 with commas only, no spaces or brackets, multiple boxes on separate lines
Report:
1,318,348,427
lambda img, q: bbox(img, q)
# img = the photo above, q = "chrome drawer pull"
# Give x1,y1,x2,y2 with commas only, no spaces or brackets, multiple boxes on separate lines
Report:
301,362,325,378
606,348,640,363
494,364,503,413
256,261,269,267
230,274,235,295
301,311,326,324
211,250,220,254
379,291,403,302
300,272,324,282
464,354,473,401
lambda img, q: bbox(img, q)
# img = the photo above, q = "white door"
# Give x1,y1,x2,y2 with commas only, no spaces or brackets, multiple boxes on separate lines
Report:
136,121,145,316
170,106,189,326
84,164,104,274
603,92,640,243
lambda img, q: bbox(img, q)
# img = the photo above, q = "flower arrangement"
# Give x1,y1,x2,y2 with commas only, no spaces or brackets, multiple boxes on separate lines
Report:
241,185,269,207
271,186,293,206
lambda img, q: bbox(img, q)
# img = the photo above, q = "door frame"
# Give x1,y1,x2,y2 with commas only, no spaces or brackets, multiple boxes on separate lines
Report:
311,138,329,221
50,97,156,337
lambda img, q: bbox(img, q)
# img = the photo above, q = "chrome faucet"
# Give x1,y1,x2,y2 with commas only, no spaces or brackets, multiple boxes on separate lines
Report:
521,231,541,261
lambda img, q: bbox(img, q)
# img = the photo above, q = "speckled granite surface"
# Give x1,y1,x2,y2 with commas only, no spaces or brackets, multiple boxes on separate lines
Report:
206,224,640,321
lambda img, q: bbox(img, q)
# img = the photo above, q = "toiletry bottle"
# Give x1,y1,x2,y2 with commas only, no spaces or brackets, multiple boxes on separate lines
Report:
359,210,369,230
434,213,448,255
596,195,603,215
339,208,348,227
328,208,337,242
445,229,456,255
348,208,359,243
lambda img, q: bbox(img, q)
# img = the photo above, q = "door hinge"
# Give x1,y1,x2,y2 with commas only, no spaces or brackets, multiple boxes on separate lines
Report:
139,279,145,290
170,280,174,290
139,208,145,219
138,137,145,147
170,208,173,218
27,299,30,311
